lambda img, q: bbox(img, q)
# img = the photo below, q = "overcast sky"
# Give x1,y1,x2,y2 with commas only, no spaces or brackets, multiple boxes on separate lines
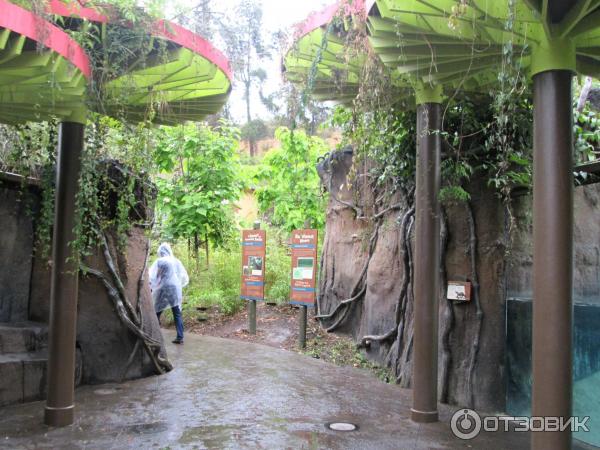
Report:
177,0,332,123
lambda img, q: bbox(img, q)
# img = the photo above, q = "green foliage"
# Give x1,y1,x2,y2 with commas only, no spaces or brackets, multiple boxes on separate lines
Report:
331,95,520,205
171,229,293,317
254,127,328,232
439,185,471,204
218,0,270,123
178,242,244,316
575,104,599,163
237,162,261,190
71,119,157,257
154,121,242,248
330,106,417,193
93,117,157,173
483,0,533,201
0,121,58,176
264,230,293,303
303,335,393,383
0,116,157,259
241,119,269,143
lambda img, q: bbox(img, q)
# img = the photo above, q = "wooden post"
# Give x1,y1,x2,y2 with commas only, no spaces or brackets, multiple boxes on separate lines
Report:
299,305,308,349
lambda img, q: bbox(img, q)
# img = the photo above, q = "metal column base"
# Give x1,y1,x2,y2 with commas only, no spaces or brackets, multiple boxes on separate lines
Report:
410,408,439,423
44,405,75,427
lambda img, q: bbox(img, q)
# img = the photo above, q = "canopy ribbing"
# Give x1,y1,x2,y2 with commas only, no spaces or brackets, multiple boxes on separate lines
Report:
0,0,90,124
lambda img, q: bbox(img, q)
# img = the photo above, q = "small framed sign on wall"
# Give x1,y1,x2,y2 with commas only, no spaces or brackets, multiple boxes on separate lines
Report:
447,281,472,302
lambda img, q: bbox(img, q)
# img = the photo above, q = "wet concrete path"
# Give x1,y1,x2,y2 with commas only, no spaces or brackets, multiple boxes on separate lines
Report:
0,331,594,449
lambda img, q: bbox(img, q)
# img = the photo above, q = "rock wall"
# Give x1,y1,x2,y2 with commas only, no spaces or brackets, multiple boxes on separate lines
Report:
0,173,168,386
317,150,600,413
0,183,37,323
508,185,600,303
29,227,165,384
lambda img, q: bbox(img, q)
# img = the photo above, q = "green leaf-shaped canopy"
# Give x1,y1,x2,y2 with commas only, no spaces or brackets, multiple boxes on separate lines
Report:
283,3,364,103
368,0,599,92
48,0,233,125
285,0,599,104
0,0,91,124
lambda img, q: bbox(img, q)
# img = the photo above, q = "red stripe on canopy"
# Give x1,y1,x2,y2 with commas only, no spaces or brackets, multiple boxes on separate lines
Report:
0,0,91,77
47,0,232,81
294,0,367,40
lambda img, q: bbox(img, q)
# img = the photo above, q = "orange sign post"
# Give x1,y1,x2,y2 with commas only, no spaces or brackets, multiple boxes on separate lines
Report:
241,228,266,334
290,229,318,348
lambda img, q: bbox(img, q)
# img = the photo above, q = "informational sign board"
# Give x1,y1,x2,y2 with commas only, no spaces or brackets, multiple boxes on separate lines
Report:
447,281,472,302
290,229,318,307
241,230,267,301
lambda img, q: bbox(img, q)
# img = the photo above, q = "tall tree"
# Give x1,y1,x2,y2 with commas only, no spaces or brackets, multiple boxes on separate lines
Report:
254,127,328,232
219,0,269,157
154,122,242,267
172,0,215,40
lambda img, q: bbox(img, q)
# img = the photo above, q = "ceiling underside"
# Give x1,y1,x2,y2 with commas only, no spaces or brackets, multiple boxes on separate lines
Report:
285,0,599,102
0,0,232,125
0,0,89,124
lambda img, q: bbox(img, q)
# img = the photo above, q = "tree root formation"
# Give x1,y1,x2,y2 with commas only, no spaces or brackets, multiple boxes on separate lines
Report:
99,232,140,327
465,202,483,408
120,234,152,381
395,212,415,386
438,208,454,403
343,202,417,387
358,206,415,350
316,246,327,316
82,232,172,376
320,175,487,406
316,219,382,333
359,327,397,348
325,163,362,217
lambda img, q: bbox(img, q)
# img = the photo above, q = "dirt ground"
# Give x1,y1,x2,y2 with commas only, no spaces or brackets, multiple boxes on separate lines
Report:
173,302,393,382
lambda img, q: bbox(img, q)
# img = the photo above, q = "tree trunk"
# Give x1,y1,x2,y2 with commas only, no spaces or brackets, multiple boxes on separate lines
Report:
193,233,200,270
205,233,210,269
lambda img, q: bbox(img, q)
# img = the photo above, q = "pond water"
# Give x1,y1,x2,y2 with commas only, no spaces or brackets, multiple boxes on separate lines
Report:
506,297,600,447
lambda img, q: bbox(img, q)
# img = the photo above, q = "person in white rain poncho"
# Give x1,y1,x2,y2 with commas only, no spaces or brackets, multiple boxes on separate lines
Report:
149,243,189,344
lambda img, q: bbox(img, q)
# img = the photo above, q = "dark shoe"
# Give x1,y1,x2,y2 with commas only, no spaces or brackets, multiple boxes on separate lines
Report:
172,339,184,345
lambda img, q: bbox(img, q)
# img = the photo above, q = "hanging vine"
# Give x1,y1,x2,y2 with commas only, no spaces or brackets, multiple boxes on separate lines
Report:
0,1,173,375
296,0,584,394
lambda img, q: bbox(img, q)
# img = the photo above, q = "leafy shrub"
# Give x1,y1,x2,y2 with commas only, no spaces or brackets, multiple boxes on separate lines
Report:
264,232,292,303
254,127,328,232
154,121,243,249
162,227,296,318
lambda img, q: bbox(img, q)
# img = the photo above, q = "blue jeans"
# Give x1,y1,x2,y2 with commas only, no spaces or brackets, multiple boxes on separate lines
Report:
157,305,184,341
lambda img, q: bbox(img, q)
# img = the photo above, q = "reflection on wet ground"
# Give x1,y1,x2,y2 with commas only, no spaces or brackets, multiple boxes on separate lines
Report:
0,330,595,449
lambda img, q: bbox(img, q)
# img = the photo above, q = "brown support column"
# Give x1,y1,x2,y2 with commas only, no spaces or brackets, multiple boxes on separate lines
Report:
532,70,574,450
411,101,442,423
45,122,85,427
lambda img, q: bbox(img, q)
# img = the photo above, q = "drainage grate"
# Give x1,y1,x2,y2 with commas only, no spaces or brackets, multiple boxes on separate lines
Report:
327,422,358,432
